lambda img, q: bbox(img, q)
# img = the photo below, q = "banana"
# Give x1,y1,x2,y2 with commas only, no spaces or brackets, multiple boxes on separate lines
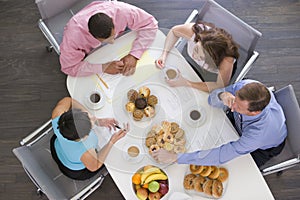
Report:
144,173,168,184
141,167,161,184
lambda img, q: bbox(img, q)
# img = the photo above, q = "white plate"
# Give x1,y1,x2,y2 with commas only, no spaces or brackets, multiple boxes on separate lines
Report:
184,105,206,128
122,143,144,164
184,166,228,199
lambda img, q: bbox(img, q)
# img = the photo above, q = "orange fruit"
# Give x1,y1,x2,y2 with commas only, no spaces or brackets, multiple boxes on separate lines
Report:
132,173,141,185
142,183,148,189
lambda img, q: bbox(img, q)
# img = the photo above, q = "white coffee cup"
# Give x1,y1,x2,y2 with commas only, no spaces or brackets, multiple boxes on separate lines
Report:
163,65,179,80
85,90,105,110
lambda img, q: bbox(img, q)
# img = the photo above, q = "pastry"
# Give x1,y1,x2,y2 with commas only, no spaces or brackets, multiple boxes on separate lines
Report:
156,135,166,147
135,98,147,109
163,142,174,151
170,122,179,134
203,179,213,196
174,128,185,138
163,133,174,143
173,145,185,153
162,121,171,134
183,174,197,190
174,137,186,146
147,130,157,138
208,166,220,179
149,144,160,154
193,176,206,192
144,106,155,118
133,109,144,121
147,95,158,106
217,167,229,182
190,165,204,174
125,102,135,113
200,166,212,177
127,89,138,102
139,86,151,98
212,180,223,198
145,137,156,148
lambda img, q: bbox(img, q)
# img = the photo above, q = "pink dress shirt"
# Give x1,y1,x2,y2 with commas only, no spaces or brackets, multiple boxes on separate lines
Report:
60,1,158,76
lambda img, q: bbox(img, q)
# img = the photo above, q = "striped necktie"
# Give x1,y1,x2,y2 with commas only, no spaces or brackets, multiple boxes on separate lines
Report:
233,112,243,136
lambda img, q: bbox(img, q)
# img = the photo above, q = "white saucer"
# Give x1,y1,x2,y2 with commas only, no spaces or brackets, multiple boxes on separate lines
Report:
84,90,106,110
122,143,144,163
184,105,206,127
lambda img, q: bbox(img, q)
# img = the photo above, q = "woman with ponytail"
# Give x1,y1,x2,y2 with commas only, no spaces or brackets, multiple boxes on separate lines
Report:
50,97,129,180
156,21,239,92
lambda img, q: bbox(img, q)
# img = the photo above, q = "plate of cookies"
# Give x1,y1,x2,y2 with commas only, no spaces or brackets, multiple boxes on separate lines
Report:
124,86,159,121
145,121,188,161
183,165,229,199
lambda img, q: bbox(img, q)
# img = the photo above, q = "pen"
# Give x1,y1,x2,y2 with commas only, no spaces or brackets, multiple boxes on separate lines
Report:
114,124,122,129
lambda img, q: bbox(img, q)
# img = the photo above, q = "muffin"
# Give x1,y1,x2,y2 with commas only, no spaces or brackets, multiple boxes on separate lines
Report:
135,98,147,109
144,106,155,118
133,109,144,121
125,102,135,113
127,89,138,102
147,95,158,107
139,86,151,98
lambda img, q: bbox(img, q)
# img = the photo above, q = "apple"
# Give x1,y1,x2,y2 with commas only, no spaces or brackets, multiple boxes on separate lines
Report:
148,181,160,193
148,192,161,200
158,180,168,185
136,188,148,200
158,183,169,196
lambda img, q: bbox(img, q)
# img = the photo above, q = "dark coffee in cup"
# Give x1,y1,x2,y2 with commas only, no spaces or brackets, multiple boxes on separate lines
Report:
90,93,101,103
166,69,177,79
190,110,201,120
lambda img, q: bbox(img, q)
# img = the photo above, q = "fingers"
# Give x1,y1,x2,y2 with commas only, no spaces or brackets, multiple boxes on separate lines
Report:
155,59,164,69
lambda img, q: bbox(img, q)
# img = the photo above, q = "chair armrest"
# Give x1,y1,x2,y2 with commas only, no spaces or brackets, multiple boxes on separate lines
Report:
38,19,61,54
262,157,300,176
20,119,52,145
234,51,259,83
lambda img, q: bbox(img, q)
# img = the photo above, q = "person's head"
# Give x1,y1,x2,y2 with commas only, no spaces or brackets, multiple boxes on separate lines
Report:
192,22,239,67
88,13,115,44
58,109,92,141
233,82,271,115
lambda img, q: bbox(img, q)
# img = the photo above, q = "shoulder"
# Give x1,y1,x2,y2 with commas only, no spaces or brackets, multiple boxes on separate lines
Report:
171,23,195,39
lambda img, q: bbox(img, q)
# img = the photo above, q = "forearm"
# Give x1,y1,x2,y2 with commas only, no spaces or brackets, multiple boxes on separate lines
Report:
96,141,114,168
61,60,104,77
162,29,181,58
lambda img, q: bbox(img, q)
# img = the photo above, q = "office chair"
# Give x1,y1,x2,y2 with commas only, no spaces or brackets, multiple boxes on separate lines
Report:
260,85,300,176
35,0,112,54
176,0,262,84
13,120,108,199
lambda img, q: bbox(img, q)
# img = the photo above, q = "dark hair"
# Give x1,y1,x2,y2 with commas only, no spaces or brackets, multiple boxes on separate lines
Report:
88,13,114,39
236,82,271,112
58,109,92,140
192,21,239,68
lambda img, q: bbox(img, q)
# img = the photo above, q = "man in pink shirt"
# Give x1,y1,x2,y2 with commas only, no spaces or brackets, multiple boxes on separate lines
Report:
60,1,158,77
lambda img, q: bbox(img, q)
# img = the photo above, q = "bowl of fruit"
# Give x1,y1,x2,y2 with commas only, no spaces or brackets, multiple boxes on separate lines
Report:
132,165,169,200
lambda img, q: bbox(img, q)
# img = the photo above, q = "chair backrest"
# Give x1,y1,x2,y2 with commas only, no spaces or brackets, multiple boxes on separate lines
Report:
35,0,81,19
180,0,262,83
274,85,300,156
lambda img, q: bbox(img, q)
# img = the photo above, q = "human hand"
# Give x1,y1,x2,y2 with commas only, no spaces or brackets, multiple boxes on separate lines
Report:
155,54,166,69
103,60,124,74
165,71,189,87
219,92,235,111
121,54,138,76
96,118,119,131
151,149,177,164
109,123,130,144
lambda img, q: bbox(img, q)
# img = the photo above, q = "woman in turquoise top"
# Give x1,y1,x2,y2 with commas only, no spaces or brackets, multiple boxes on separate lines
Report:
50,97,129,180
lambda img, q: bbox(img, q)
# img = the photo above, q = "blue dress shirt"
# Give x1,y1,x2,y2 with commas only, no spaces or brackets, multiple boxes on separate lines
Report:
177,80,287,165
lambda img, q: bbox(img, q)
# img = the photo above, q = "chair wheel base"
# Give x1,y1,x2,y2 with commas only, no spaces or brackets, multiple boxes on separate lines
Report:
276,171,283,176
46,46,53,53
37,188,44,196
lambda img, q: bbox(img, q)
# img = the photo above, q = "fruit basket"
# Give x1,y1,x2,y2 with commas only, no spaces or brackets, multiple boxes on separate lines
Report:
132,165,169,200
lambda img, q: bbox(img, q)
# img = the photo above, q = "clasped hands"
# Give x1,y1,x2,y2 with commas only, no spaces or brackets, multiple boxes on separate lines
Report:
103,54,137,76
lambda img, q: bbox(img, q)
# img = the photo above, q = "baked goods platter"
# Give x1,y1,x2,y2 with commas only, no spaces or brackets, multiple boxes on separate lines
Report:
184,164,229,199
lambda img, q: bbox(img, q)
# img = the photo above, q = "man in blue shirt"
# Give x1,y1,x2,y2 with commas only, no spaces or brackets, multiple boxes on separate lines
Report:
152,79,287,167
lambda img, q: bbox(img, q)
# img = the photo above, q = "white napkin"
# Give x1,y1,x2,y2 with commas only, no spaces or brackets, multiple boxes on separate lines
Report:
167,192,192,200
